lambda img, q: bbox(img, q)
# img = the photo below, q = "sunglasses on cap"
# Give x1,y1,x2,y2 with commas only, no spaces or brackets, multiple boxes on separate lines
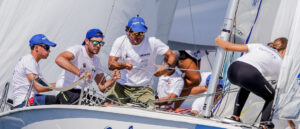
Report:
90,40,105,46
130,31,144,36
38,44,50,51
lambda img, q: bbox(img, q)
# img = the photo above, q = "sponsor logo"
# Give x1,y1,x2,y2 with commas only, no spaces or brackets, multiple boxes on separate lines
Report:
128,125,133,129
140,53,150,57
252,0,259,6
297,73,300,86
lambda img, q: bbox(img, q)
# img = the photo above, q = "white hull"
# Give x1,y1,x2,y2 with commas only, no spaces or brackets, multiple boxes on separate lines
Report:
0,105,251,129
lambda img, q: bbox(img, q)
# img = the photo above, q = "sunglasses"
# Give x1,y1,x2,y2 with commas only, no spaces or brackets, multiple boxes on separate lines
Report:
130,32,144,36
90,40,105,46
38,44,50,51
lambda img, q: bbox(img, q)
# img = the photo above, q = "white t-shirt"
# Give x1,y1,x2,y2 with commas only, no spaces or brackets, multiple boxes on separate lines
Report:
191,97,205,113
236,44,282,81
56,45,103,89
191,72,211,113
110,35,169,86
12,54,41,106
200,72,211,86
157,71,184,109
185,50,206,61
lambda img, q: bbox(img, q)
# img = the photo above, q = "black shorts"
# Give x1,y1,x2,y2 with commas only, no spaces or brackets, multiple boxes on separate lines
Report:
57,89,107,105
57,89,81,104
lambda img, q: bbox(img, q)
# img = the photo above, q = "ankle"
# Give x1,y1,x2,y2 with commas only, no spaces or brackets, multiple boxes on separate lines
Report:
233,115,240,121
259,124,267,129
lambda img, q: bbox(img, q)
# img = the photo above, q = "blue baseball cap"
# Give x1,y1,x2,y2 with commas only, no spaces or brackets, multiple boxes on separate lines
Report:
29,34,56,47
206,74,224,90
82,28,104,45
127,16,147,33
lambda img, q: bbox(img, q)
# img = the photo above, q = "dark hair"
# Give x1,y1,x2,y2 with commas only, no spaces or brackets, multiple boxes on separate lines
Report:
274,37,288,51
30,45,35,50
125,25,148,32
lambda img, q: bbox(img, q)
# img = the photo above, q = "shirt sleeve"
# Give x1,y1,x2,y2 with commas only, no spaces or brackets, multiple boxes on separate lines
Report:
110,36,126,57
66,45,81,61
24,57,39,75
246,44,259,53
150,37,169,55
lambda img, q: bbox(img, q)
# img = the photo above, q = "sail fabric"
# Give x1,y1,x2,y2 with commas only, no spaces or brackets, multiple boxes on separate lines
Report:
168,0,229,49
0,0,177,93
272,0,300,120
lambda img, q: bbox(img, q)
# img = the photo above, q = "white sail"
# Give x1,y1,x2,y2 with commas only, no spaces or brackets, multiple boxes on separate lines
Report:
168,0,229,50
272,0,300,120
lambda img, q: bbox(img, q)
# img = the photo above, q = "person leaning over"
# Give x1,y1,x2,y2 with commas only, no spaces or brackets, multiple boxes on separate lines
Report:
55,28,120,104
12,34,57,108
107,16,176,108
216,35,287,129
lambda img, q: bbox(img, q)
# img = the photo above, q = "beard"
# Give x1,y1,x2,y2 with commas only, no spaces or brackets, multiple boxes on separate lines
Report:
88,45,99,55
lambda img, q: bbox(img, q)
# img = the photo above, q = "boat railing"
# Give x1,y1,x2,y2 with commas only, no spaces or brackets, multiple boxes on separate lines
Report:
0,82,11,112
24,75,36,107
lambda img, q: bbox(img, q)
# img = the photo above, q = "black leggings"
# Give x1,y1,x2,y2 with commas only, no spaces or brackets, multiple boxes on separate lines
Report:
228,61,275,122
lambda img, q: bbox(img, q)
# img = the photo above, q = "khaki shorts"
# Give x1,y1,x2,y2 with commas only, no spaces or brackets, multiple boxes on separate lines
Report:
106,82,155,108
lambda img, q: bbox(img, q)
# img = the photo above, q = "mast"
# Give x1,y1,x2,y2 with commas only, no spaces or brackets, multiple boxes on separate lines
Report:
202,0,239,118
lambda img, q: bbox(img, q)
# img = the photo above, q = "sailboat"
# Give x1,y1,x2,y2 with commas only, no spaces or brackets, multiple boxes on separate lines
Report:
0,0,297,128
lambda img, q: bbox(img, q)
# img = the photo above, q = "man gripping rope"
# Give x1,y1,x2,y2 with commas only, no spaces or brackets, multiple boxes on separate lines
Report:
55,28,120,104
107,16,176,108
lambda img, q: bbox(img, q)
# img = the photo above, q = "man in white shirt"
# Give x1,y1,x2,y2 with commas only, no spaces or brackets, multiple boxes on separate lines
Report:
155,59,184,111
12,34,57,108
108,16,177,108
190,72,223,116
172,50,206,111
55,28,120,104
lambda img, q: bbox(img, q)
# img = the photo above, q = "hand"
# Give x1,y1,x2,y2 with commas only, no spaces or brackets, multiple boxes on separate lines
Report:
190,110,199,116
111,70,121,80
80,72,92,82
123,62,133,70
215,35,221,44
153,64,168,76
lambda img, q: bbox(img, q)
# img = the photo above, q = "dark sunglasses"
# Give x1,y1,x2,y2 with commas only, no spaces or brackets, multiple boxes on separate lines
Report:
89,40,105,46
38,44,50,51
130,31,144,36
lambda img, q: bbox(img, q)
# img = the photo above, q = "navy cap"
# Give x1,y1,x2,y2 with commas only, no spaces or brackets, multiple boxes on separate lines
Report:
127,16,147,32
82,28,104,45
29,34,56,47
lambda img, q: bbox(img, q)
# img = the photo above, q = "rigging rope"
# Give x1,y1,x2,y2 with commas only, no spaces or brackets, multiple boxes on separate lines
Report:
153,88,239,103
104,0,116,33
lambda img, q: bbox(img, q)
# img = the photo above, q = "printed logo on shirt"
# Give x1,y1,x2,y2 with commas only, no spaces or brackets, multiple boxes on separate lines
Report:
258,47,278,59
140,53,150,57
